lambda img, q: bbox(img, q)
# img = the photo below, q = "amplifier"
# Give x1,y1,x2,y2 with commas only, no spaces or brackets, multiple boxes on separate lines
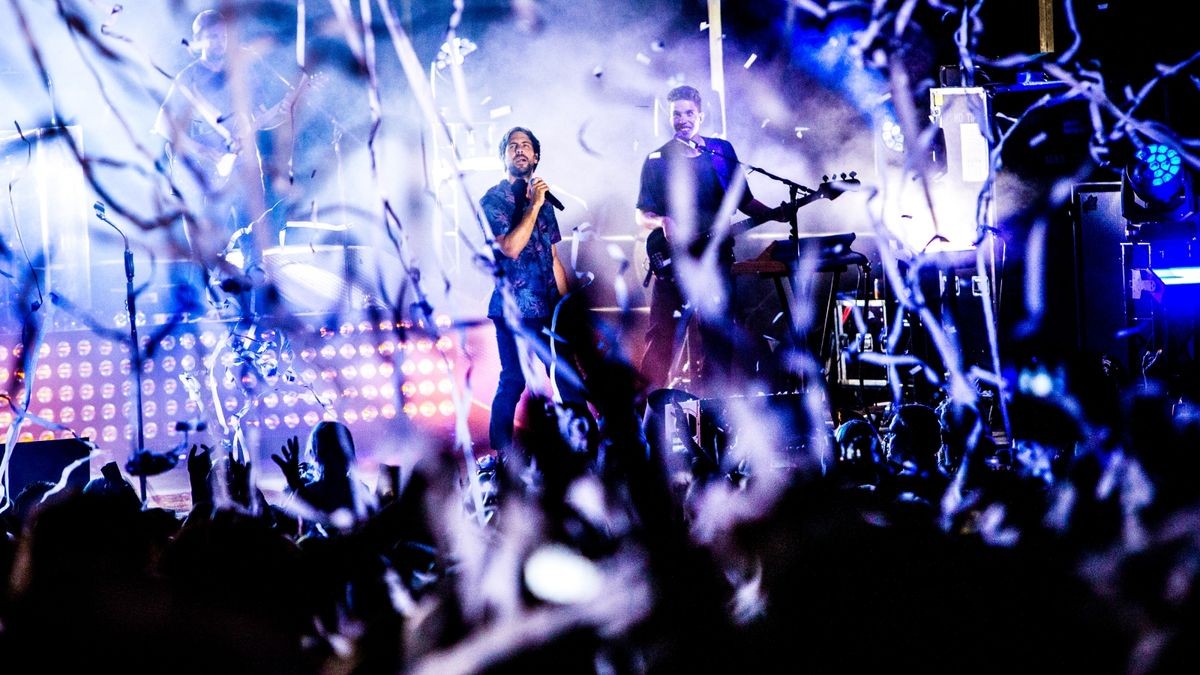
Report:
833,298,889,387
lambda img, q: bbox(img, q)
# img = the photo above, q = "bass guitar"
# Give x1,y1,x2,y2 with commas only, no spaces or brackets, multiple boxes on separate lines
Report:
642,172,860,285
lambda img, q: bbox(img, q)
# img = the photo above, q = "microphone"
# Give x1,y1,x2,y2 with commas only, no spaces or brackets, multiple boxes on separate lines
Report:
678,137,711,154
513,177,565,211
94,201,106,219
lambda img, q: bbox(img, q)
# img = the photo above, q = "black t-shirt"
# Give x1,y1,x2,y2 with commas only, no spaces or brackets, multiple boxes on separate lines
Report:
636,136,754,262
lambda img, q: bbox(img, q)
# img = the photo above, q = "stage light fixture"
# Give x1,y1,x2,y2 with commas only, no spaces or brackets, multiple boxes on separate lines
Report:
1123,142,1196,228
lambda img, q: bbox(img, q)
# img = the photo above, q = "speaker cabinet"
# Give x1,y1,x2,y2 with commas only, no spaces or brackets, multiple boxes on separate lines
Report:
1072,182,1134,372
2,437,92,501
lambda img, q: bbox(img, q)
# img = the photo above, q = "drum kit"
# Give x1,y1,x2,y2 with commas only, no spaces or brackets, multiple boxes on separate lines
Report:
221,220,381,316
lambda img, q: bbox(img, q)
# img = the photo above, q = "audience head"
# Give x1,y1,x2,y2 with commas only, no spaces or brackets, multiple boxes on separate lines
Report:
82,461,142,512
309,420,356,478
834,418,883,465
883,403,943,472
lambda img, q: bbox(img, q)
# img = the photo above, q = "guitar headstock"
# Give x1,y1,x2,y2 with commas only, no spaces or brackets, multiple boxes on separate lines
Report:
817,171,860,200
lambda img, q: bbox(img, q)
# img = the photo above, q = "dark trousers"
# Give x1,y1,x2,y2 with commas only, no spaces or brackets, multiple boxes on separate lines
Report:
490,316,589,453
640,271,736,396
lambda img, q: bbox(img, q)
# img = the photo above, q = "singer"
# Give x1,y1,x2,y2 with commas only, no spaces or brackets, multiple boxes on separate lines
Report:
479,127,593,455
634,85,790,397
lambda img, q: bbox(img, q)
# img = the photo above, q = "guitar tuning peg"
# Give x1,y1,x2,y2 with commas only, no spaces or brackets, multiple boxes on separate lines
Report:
821,174,830,182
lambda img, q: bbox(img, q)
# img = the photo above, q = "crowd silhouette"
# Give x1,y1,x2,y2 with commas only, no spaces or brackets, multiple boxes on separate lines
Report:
1,340,1199,674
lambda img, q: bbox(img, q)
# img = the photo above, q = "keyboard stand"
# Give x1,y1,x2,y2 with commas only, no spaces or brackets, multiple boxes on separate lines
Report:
732,234,869,389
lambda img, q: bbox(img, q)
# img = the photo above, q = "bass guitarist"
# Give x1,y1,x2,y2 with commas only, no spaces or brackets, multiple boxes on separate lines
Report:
635,84,793,397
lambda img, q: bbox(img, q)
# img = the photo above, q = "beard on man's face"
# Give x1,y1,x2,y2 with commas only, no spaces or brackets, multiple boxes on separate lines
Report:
507,155,536,179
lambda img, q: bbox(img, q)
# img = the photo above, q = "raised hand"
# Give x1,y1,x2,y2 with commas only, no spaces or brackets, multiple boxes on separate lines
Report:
187,443,214,506
271,435,305,491
226,455,253,508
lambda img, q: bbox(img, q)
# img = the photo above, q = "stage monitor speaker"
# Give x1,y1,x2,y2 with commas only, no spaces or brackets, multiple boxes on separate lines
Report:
1,437,93,501
669,393,811,474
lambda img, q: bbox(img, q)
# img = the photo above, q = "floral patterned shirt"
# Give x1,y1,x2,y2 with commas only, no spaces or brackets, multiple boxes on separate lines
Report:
481,179,562,319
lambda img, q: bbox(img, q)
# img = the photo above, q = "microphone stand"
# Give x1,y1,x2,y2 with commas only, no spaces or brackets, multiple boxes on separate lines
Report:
686,138,815,391
685,139,814,242
96,203,148,505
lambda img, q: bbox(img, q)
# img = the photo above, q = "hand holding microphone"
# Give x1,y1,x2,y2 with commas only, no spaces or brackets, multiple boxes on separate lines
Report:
520,175,565,211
